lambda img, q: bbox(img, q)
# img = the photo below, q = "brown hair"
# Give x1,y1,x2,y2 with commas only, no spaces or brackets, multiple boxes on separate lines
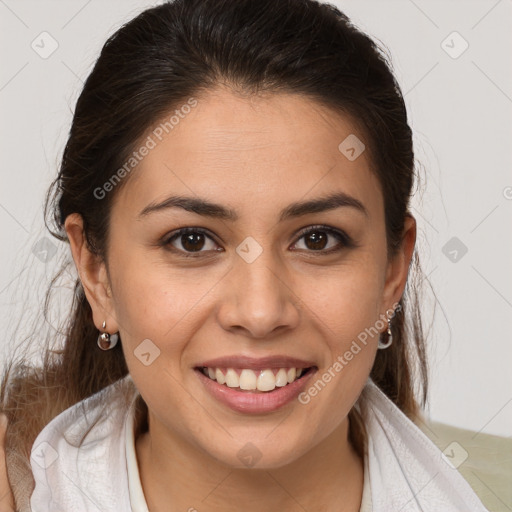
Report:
1,0,429,505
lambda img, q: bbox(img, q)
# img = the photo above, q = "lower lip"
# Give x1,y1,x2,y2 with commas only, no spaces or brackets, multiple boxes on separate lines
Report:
195,367,317,414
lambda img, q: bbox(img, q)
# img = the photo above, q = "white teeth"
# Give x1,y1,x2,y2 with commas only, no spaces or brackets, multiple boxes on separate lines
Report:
202,366,309,392
275,368,288,387
257,369,276,391
239,369,257,390
225,368,239,388
215,368,226,385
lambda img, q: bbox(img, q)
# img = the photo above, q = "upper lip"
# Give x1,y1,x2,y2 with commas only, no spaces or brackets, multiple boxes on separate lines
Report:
196,355,317,370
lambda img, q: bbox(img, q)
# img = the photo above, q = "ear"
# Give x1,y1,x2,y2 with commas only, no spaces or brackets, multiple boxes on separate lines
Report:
64,213,119,334
381,214,416,318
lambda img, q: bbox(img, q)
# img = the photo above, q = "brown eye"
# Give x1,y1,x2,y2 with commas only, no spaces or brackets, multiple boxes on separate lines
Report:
292,225,354,254
164,228,221,256
180,232,206,252
302,231,329,250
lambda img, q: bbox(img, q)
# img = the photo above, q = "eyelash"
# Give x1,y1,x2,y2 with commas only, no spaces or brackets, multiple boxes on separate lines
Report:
161,225,356,258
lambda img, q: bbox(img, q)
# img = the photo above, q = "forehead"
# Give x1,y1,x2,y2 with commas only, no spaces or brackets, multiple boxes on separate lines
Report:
113,87,383,222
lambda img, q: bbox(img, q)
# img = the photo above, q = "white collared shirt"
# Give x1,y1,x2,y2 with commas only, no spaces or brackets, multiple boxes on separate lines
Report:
30,373,487,511
123,386,372,511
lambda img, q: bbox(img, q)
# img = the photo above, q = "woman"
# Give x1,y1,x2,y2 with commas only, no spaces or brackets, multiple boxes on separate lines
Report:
0,0,490,510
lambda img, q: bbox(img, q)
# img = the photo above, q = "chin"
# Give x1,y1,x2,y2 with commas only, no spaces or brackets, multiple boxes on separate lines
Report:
205,435,308,471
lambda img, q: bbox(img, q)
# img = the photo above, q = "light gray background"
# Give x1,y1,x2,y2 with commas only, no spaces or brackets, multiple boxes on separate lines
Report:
1,0,511,436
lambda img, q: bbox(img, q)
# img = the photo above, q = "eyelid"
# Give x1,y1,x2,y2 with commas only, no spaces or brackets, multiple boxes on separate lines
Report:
291,224,355,251
162,227,222,256
162,224,355,257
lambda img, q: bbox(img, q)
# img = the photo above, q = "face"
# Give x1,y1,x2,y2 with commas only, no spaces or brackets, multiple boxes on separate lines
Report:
68,86,414,469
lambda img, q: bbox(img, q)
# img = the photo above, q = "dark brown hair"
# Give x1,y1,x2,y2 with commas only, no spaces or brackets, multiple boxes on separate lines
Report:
1,0,428,506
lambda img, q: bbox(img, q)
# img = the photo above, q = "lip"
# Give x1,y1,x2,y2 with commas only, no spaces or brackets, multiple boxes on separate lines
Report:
196,355,316,371
195,366,317,414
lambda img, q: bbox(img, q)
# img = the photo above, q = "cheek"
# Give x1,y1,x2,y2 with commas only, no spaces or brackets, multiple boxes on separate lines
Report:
300,258,384,340
109,249,208,338
296,257,382,401
109,250,228,390
296,266,382,436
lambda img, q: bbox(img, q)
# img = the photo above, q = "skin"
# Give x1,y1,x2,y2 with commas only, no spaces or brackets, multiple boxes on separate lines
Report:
63,86,416,512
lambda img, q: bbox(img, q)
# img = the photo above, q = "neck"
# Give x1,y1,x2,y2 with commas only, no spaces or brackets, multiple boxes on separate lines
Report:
135,414,364,512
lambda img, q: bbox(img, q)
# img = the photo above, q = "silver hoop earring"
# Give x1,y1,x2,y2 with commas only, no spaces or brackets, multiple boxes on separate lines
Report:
97,320,119,351
378,316,393,350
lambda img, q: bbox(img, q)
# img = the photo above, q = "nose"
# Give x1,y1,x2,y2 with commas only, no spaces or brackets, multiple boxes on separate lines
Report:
216,247,300,339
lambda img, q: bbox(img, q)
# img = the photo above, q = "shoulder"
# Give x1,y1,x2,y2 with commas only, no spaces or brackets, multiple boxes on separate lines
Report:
355,378,491,511
416,419,512,512
29,374,138,512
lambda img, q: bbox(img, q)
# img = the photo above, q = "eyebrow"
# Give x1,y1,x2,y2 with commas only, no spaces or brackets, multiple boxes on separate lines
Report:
138,191,368,222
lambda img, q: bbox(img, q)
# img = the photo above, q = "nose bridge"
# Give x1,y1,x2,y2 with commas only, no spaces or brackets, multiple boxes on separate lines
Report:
243,249,280,292
217,237,299,338
237,238,284,306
